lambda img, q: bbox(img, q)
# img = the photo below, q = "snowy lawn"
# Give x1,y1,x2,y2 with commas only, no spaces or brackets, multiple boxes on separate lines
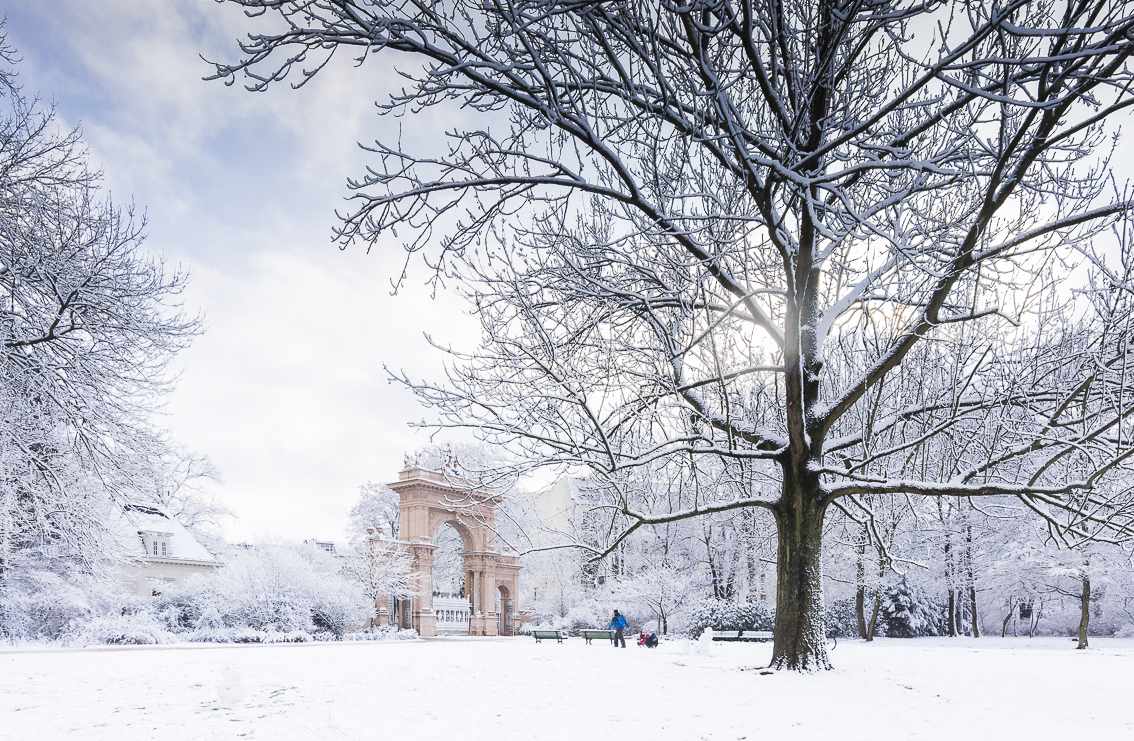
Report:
2,635,1131,740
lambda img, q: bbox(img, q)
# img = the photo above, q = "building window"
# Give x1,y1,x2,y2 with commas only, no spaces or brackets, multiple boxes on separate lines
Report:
161,541,167,556
152,541,158,556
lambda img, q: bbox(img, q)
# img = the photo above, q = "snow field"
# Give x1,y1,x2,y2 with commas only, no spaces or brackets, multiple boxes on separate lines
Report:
1,636,1132,741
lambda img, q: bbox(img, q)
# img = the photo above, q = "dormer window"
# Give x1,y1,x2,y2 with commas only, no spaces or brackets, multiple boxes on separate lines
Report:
139,531,172,559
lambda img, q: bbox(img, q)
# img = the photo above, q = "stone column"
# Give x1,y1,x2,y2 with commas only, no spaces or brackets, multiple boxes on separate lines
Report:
375,597,390,627
485,560,499,636
410,543,437,636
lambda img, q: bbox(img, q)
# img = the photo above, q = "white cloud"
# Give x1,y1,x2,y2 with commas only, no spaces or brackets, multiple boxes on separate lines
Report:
5,0,480,541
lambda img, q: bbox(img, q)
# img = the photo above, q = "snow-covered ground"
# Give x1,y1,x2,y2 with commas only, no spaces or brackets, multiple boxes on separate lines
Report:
2,635,1131,740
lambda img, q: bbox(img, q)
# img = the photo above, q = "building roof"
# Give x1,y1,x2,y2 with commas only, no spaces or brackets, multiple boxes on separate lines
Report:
111,501,220,564
304,538,351,557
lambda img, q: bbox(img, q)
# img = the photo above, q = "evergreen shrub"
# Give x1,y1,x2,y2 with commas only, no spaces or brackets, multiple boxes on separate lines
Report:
881,579,944,637
687,598,774,638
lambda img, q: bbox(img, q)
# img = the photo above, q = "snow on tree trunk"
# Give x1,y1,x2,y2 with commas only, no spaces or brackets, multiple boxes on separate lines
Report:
855,536,868,639
866,593,882,642
967,521,979,638
1077,575,1090,650
969,585,980,638
771,472,830,671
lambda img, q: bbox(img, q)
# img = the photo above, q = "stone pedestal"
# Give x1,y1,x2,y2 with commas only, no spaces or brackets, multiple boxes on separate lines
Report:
414,610,438,637
469,613,498,637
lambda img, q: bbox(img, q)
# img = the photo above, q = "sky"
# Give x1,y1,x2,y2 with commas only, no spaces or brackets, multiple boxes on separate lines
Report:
3,0,479,542
6,1,1134,547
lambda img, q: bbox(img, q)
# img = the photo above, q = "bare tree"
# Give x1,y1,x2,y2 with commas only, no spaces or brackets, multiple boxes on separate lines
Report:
1,29,201,583
347,481,401,541
212,1,1134,669
344,533,419,629
617,564,703,635
146,447,231,551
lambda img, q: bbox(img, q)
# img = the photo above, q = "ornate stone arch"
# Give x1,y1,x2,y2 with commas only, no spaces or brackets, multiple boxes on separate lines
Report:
379,464,522,636
427,511,477,553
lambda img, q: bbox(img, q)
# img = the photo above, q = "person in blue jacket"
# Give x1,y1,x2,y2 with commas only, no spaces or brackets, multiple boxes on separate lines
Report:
609,610,629,648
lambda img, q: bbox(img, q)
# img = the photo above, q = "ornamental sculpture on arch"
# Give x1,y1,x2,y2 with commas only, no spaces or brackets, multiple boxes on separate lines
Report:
368,454,521,637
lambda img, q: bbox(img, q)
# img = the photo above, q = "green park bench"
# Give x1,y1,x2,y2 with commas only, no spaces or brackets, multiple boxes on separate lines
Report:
710,630,742,641
738,631,774,642
579,629,616,644
531,630,566,643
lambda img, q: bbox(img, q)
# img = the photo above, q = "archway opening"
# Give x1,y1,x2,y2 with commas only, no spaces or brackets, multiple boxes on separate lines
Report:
497,584,515,636
432,523,466,596
432,522,470,635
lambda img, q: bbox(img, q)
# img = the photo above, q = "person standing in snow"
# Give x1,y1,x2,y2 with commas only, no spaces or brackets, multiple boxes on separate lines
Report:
609,610,628,648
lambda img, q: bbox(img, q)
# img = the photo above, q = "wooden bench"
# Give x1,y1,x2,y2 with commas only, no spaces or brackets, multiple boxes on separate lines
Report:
709,630,773,642
710,630,742,641
580,629,616,645
531,630,566,643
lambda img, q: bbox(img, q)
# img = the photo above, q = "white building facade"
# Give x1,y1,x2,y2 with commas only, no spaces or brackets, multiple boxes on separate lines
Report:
113,503,222,595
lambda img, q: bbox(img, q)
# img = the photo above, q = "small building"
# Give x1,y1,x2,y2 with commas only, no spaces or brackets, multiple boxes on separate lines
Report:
303,538,348,557
113,502,222,595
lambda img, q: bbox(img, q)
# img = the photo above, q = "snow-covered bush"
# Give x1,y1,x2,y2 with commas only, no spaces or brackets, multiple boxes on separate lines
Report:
0,568,93,641
881,580,944,638
75,612,174,645
0,563,153,644
343,625,419,641
170,542,371,640
522,591,664,636
825,598,861,638
525,602,613,635
687,598,774,638
1,540,400,646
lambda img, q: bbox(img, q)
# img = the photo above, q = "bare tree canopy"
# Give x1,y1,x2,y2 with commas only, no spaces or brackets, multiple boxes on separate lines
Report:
1,28,202,581
212,0,1134,669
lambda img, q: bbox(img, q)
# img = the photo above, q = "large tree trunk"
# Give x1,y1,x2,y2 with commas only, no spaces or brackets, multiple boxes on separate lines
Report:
1077,575,1090,650
770,472,831,671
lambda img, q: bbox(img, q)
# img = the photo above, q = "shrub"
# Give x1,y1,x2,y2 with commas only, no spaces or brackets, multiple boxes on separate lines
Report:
825,598,860,638
687,598,774,638
76,612,174,645
881,580,944,638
